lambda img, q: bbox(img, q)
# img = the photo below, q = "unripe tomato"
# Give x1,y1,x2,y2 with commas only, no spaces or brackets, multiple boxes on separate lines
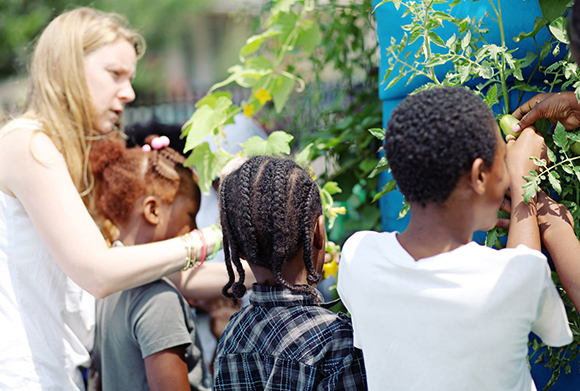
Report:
570,141,580,156
499,114,521,139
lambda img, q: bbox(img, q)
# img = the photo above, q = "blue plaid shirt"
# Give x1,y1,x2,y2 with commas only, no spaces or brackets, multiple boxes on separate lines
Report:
213,284,367,391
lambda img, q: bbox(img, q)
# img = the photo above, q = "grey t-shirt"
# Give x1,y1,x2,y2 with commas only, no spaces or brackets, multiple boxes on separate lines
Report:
93,277,212,391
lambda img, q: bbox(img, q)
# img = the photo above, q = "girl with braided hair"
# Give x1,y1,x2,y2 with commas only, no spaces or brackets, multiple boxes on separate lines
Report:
213,156,367,391
89,135,220,391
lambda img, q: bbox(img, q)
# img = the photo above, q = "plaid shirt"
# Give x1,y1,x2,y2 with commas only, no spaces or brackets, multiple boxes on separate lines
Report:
213,284,368,391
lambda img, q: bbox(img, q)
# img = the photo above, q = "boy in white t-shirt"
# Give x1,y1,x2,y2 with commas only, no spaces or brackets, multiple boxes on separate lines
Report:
337,87,572,391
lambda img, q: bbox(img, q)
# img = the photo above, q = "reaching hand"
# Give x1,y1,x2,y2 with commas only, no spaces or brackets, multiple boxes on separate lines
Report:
505,126,548,180
512,92,580,132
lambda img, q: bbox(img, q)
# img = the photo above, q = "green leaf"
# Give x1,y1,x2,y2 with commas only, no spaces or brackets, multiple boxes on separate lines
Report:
427,31,446,47
183,97,232,153
295,143,313,165
296,22,321,55
459,64,471,84
271,0,299,15
241,130,294,157
368,128,386,140
539,0,570,23
574,166,580,182
210,65,271,91
239,28,283,58
273,10,299,46
245,56,274,71
549,17,569,44
373,0,401,12
322,181,342,195
513,17,548,42
461,30,471,50
553,122,568,150
193,91,233,110
372,178,397,202
519,51,538,68
359,158,378,174
479,61,493,79
184,143,233,195
548,171,562,194
484,84,499,107
547,147,557,163
445,33,456,48
485,228,499,248
319,188,333,210
567,132,580,143
540,41,552,61
409,29,422,45
523,181,538,203
368,157,390,178
271,73,295,113
398,200,410,219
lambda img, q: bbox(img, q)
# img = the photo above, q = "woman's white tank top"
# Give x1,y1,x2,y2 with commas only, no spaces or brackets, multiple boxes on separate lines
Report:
0,119,95,390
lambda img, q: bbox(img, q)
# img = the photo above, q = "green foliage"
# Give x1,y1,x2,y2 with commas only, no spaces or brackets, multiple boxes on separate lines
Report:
276,0,383,244
375,0,579,387
181,0,382,246
181,1,319,193
0,0,210,85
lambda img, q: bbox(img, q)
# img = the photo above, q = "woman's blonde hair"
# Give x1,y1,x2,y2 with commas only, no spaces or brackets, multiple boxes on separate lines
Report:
21,7,145,197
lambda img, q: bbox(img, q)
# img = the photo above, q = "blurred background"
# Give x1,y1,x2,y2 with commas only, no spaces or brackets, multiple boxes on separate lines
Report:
0,0,264,124
0,0,383,246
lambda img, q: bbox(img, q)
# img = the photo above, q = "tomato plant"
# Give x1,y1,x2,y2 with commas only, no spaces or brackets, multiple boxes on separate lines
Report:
373,0,580,387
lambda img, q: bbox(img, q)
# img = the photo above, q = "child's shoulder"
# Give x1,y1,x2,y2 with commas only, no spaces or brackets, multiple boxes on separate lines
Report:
473,242,546,262
125,278,183,304
343,230,396,253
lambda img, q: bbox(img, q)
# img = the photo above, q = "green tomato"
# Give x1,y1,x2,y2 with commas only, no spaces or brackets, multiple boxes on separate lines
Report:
570,141,580,156
499,114,521,139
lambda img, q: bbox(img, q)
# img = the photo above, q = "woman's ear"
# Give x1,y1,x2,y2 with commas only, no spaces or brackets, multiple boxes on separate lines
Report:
142,195,161,225
469,157,488,196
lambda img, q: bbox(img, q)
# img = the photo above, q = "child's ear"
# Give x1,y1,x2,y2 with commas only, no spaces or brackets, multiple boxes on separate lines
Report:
469,157,487,195
142,196,161,225
313,215,326,250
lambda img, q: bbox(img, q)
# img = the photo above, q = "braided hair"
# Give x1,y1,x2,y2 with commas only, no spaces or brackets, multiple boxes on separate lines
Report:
219,156,323,303
89,135,199,240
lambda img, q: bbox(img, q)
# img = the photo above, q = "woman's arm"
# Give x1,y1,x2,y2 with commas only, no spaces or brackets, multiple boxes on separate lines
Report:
0,128,191,298
537,191,580,310
168,260,256,302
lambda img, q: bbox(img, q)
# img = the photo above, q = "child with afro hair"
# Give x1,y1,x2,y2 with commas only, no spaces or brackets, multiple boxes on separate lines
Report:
338,86,572,391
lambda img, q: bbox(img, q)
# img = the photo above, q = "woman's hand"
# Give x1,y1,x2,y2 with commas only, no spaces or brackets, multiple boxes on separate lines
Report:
512,92,580,132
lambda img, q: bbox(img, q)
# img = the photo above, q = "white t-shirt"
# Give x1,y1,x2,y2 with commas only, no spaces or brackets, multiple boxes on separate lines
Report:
337,231,572,391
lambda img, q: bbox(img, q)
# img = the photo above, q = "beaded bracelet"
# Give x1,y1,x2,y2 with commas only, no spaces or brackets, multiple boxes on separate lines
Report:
206,224,222,261
191,229,207,268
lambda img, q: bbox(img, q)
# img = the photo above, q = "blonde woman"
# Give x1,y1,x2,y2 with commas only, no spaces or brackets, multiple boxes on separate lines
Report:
0,8,245,390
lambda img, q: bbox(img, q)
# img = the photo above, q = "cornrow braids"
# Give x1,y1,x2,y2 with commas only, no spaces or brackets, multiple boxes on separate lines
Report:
219,156,323,304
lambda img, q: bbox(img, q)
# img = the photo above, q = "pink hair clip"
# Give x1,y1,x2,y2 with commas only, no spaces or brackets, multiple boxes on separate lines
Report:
142,135,170,152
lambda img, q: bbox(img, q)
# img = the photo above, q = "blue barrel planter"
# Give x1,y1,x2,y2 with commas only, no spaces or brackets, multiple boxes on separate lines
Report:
373,0,579,388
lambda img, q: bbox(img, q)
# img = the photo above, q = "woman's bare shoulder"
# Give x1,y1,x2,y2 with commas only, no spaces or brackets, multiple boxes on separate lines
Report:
0,120,63,195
